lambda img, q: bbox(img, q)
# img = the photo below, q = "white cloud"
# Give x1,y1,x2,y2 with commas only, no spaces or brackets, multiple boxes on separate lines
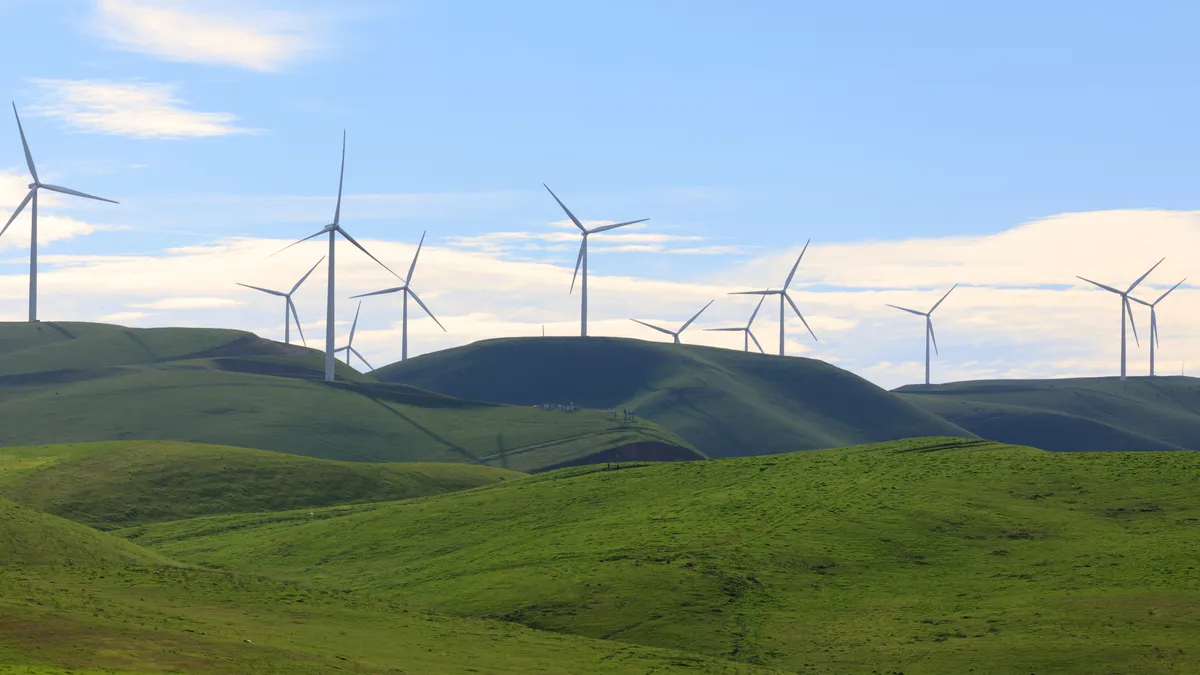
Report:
0,171,122,248
31,79,254,139
90,0,325,71
135,297,244,310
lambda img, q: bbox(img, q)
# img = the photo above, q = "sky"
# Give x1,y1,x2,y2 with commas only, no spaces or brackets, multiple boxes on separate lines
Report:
0,0,1198,389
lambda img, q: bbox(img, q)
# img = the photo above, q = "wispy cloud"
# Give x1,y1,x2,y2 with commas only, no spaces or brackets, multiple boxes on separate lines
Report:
31,79,255,139
90,0,325,71
135,297,244,310
0,171,125,248
445,224,749,257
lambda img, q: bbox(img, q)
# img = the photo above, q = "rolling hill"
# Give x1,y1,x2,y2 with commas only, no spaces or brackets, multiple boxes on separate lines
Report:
0,322,701,472
0,441,521,529
371,336,973,458
896,376,1200,451
0,499,171,566
125,437,1200,673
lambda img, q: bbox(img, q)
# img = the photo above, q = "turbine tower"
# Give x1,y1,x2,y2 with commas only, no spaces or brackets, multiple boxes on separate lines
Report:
236,256,325,346
1130,278,1184,377
729,240,817,356
1077,258,1163,381
275,132,401,382
887,284,957,386
334,301,372,370
2,103,118,322
630,300,714,344
705,294,767,353
351,231,445,360
543,184,648,337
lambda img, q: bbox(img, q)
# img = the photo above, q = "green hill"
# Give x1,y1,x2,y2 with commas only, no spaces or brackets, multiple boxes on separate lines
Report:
896,376,1200,450
0,499,170,566
0,322,701,472
126,437,1200,673
0,441,522,529
371,336,973,458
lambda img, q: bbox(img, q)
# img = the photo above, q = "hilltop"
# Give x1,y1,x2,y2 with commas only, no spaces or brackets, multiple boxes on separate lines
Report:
896,376,1200,451
0,441,521,529
126,437,1200,673
0,498,171,566
371,336,973,458
0,322,700,472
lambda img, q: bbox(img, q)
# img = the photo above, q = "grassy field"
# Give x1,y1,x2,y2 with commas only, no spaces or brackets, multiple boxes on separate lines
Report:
0,499,171,566
0,441,521,529
125,437,1200,673
897,376,1200,451
372,336,973,458
0,322,701,472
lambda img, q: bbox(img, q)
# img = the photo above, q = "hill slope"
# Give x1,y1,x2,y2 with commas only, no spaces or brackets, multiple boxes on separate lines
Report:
896,376,1200,450
127,437,1200,673
0,441,521,529
0,499,170,566
371,336,972,458
0,323,700,472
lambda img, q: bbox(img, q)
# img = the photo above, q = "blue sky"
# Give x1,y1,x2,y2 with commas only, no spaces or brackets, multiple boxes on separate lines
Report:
0,0,1198,387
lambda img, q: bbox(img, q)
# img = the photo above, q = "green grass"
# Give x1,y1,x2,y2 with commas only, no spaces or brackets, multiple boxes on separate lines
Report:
125,437,1200,673
897,376,1200,450
0,441,521,529
372,336,973,458
0,499,171,566
0,322,701,472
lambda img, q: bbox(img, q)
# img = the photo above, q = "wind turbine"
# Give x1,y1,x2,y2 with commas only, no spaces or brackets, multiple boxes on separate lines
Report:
1077,258,1163,381
1130,278,1184,377
334,301,372,371
543,184,648,337
236,256,325,346
887,284,957,386
274,132,402,382
350,231,445,360
705,294,767,353
631,300,714,344
3,103,118,322
729,240,817,355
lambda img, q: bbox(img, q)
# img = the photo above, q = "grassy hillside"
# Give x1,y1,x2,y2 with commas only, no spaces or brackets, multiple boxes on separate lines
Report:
371,336,972,458
0,566,773,674
0,499,170,566
896,376,1200,450
128,437,1200,673
0,441,521,529
0,323,701,472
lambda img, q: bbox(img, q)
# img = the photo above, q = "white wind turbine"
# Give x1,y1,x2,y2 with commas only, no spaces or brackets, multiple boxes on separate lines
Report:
705,294,767,353
729,239,817,356
350,231,445,360
274,132,402,382
3,103,118,322
631,300,714,345
236,256,325,346
1130,277,1184,377
334,301,372,370
543,184,648,337
887,284,957,386
1077,258,1163,381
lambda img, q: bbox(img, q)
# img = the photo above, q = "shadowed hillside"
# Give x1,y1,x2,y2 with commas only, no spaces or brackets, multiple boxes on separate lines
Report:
371,336,973,458
0,498,171,566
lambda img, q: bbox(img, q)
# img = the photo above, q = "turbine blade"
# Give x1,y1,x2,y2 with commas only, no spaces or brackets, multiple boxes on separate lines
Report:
678,299,714,333
748,330,765,353
38,183,118,204
406,230,426,283
704,327,745,332
886,303,926,317
588,218,648,234
268,228,327,259
13,103,37,184
543,184,586,232
1126,257,1165,294
928,317,940,356
1156,278,1186,305
1076,276,1123,295
333,131,346,226
407,287,446,331
337,227,404,279
785,293,817,341
728,290,775,296
236,282,286,297
1153,310,1160,350
569,239,585,294
1125,296,1140,347
348,301,362,345
747,293,767,327
289,256,326,295
288,298,307,347
351,347,374,371
350,286,406,299
0,190,33,240
929,283,958,313
630,318,674,336
1128,295,1153,308
782,239,810,290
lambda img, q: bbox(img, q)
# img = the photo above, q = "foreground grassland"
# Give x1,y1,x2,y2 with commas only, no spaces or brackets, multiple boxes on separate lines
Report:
127,438,1200,673
0,441,521,529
